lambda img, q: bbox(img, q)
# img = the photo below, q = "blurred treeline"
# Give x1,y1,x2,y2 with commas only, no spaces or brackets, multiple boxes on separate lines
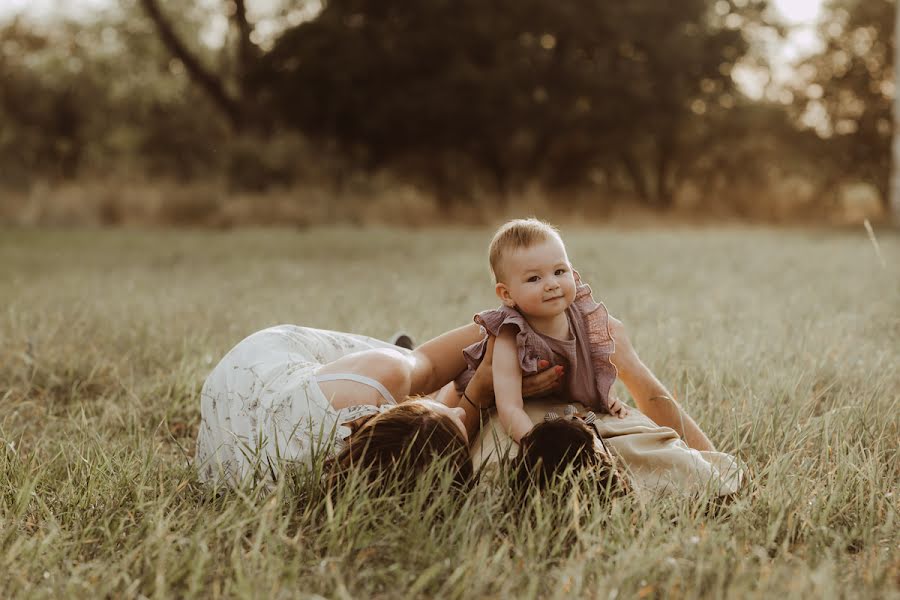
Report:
0,0,893,224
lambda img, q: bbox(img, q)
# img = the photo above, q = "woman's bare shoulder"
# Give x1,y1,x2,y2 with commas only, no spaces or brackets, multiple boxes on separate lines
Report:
318,348,408,381
317,348,413,405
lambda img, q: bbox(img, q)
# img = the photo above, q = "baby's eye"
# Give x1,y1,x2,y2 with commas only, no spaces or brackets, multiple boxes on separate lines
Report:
555,268,567,276
527,275,540,283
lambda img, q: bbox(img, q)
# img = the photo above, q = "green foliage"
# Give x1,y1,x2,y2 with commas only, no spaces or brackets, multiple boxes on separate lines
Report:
0,6,230,186
0,0,895,218
796,0,894,208
257,0,760,204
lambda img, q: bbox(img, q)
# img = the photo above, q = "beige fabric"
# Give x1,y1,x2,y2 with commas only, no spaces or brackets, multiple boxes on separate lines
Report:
471,399,744,498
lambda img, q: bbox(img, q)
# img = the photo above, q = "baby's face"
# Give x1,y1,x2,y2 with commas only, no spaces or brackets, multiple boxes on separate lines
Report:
497,237,576,320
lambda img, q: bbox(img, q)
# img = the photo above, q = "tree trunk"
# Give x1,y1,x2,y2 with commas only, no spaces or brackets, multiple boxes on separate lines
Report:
654,132,676,209
232,0,256,105
891,0,900,223
620,151,650,204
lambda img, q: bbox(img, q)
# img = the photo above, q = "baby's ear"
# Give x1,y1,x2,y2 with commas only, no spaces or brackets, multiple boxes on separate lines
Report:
495,282,515,307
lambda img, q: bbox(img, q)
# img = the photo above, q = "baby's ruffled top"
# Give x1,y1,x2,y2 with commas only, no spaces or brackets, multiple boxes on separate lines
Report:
454,273,618,413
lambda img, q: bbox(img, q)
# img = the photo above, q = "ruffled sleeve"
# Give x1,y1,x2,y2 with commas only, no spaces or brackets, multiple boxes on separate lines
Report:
571,271,618,409
453,305,544,393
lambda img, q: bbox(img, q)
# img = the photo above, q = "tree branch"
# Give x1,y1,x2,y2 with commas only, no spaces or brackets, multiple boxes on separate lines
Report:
232,0,255,98
139,0,243,130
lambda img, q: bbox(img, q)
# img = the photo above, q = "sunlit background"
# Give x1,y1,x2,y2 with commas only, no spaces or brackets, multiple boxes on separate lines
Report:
0,0,894,225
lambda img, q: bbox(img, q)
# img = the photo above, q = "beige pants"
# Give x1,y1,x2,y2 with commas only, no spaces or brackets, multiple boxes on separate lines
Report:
471,400,744,498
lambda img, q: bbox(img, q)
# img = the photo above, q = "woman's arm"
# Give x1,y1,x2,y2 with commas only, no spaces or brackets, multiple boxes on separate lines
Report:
609,317,716,452
462,336,561,408
493,329,535,442
406,323,563,399
436,335,561,443
406,323,484,395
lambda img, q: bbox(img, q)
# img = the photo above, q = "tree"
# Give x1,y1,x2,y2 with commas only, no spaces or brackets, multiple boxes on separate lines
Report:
0,6,233,185
893,0,900,223
138,0,265,132
798,0,894,214
255,0,760,206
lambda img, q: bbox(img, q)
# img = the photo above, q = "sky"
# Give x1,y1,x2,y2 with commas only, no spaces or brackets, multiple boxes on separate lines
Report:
1,0,110,20
773,0,823,24
770,0,826,59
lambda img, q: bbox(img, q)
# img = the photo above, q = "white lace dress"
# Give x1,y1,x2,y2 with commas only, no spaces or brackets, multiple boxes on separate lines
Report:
195,325,397,487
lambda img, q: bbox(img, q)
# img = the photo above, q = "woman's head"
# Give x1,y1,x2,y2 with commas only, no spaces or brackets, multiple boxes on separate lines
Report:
489,218,576,319
516,414,629,497
329,400,473,491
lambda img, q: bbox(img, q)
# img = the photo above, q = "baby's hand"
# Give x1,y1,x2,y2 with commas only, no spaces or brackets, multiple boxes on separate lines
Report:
607,395,629,419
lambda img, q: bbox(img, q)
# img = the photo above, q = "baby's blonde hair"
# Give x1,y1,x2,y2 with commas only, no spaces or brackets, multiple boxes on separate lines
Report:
489,218,562,282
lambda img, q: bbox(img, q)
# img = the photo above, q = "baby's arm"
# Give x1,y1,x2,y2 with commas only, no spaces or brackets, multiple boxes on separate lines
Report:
493,328,536,442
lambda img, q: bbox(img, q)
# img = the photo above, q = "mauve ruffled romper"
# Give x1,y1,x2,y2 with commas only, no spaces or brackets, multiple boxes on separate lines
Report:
454,272,618,413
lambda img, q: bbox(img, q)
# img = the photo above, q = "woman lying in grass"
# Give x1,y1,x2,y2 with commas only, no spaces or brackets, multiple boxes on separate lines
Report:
194,324,558,489
196,317,740,497
197,218,740,494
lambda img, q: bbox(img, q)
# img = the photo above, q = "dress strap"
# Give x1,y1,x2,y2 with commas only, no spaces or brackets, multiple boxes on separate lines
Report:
315,373,398,405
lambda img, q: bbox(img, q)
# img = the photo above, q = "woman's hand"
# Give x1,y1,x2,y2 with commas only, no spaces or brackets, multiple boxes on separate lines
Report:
464,336,562,409
607,394,630,419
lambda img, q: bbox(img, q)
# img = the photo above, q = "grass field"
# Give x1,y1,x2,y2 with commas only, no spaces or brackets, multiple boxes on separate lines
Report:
1,225,898,598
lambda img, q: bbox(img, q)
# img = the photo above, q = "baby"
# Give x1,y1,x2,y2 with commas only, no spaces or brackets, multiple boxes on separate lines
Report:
454,218,628,442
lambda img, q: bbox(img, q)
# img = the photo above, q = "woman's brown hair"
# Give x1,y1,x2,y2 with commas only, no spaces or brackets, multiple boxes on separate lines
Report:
328,402,473,491
516,416,630,497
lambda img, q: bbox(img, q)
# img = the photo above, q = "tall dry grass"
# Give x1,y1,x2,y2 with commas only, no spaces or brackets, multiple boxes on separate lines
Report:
0,176,888,228
1,226,898,598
